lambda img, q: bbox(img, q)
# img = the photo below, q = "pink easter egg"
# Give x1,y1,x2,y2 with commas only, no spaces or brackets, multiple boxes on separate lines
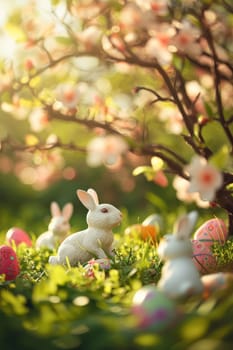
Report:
131,285,178,331
6,227,32,247
84,258,111,278
0,245,20,281
192,239,217,274
194,218,228,242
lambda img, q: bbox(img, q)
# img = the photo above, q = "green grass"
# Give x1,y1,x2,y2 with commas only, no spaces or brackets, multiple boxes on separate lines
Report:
1,228,233,350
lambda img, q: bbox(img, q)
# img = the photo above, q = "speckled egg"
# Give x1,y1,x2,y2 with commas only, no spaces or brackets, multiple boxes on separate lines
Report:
192,239,217,274
6,227,32,247
194,218,228,242
0,245,20,281
131,285,178,331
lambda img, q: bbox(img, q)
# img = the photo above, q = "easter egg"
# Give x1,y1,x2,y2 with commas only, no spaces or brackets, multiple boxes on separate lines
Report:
142,214,164,229
0,245,20,281
192,218,228,275
6,227,32,247
192,239,217,274
194,218,228,242
131,285,177,331
125,223,159,242
85,258,111,270
84,258,111,277
201,272,233,298
125,214,163,242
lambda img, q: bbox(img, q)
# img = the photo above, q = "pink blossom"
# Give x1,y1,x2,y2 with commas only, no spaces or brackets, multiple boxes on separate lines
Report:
87,135,128,168
158,105,184,134
136,0,168,15
186,156,223,201
171,22,201,57
29,108,49,132
145,37,172,65
56,84,79,109
119,3,144,31
153,170,168,187
173,176,210,208
145,26,173,65
77,26,102,50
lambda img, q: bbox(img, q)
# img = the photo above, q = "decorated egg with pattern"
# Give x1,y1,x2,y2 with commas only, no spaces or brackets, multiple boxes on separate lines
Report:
192,218,228,274
194,218,228,242
0,245,20,281
131,285,178,331
192,239,217,274
6,227,32,247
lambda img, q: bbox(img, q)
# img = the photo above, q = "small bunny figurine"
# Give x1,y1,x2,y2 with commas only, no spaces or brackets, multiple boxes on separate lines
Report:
36,202,73,250
49,188,122,266
157,211,204,299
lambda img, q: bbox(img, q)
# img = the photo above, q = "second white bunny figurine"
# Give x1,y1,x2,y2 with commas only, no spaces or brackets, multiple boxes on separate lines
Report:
49,188,122,266
36,202,73,250
157,211,204,299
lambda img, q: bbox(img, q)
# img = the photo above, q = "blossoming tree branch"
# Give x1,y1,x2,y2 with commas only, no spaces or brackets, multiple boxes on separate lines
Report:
0,1,232,230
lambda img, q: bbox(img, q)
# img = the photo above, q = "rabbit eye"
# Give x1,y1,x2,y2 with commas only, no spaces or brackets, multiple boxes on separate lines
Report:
101,207,108,213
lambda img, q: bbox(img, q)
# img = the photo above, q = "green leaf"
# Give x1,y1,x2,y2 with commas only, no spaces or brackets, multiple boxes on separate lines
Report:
203,101,214,118
201,121,231,153
0,290,28,315
151,156,164,171
144,171,155,181
5,22,26,41
132,166,153,176
55,36,74,46
145,192,167,212
209,145,230,170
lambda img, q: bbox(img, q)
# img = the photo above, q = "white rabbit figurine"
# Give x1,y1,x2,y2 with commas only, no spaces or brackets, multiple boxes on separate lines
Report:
36,201,73,250
49,188,122,266
157,211,204,299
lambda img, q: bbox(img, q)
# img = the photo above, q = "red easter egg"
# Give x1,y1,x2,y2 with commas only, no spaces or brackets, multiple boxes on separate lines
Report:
0,245,20,281
194,218,228,242
192,239,217,274
6,227,32,247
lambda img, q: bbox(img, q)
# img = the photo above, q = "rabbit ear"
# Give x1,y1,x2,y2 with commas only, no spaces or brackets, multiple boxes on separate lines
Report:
174,211,198,239
62,203,73,220
87,188,99,205
77,190,96,211
50,202,61,217
187,211,198,232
